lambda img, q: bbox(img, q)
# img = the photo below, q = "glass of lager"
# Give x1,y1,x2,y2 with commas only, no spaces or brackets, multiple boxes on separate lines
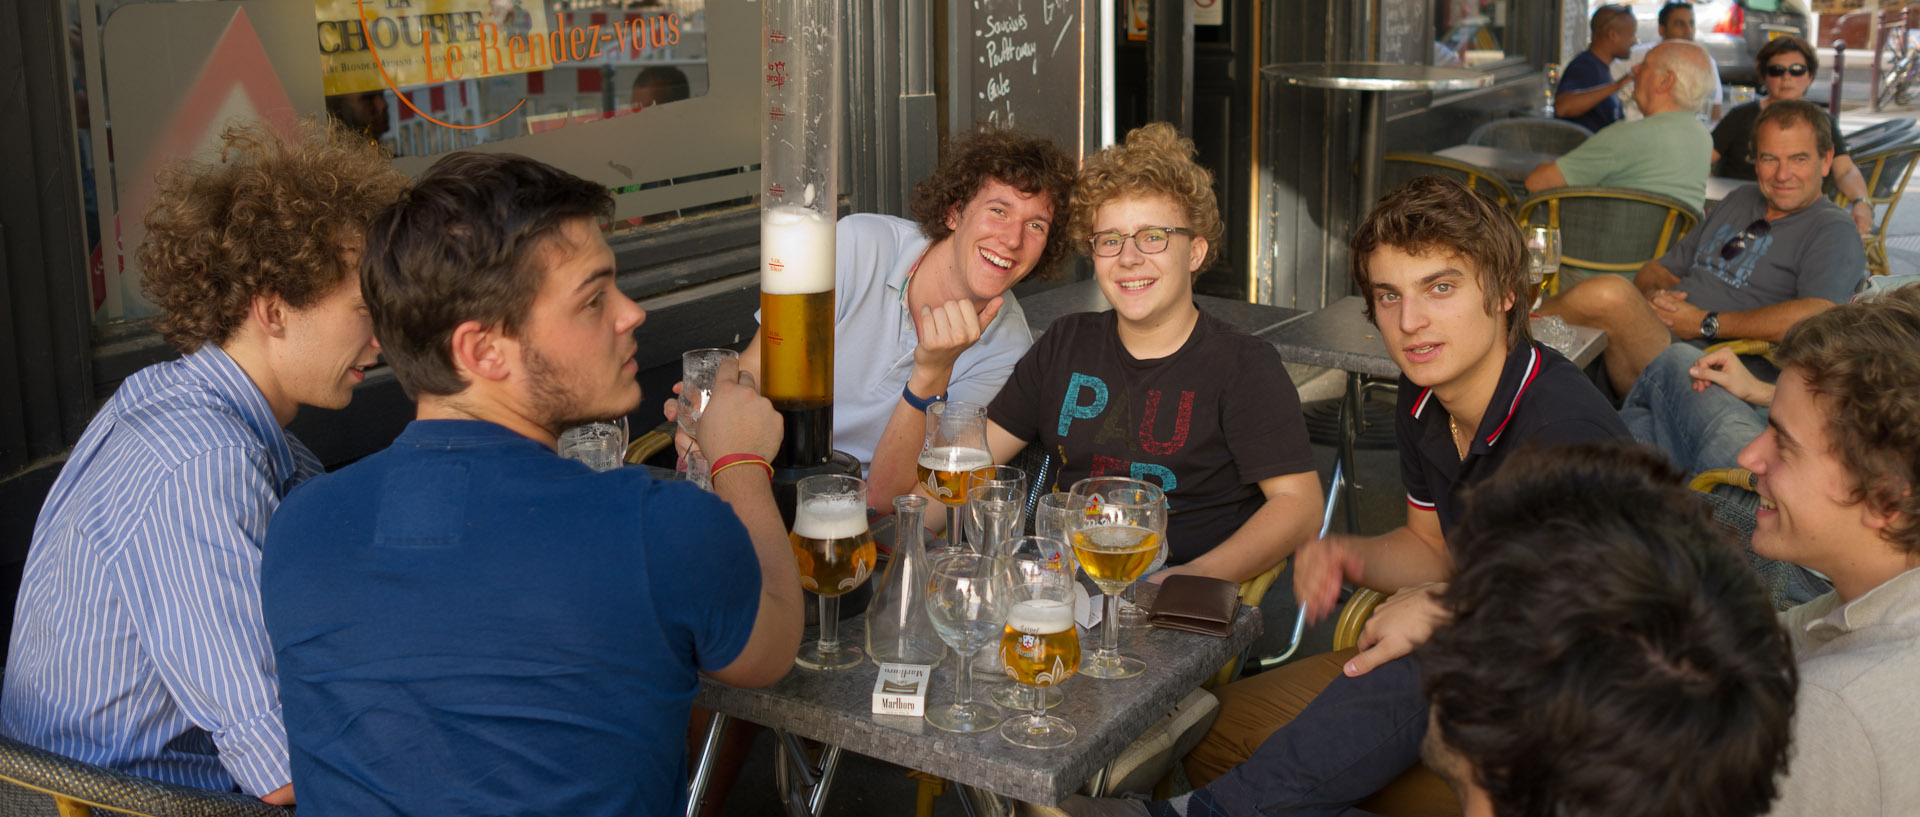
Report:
924,549,1013,733
998,535,1080,748
1068,477,1167,679
917,402,992,545
991,535,1073,713
791,474,878,671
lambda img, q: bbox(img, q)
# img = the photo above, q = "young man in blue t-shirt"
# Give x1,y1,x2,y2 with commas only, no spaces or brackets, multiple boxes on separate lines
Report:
1556,4,1636,132
261,154,802,817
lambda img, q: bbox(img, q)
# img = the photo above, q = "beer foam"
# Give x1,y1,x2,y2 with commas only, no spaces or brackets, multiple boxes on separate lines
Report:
761,205,836,295
1007,598,1075,634
917,445,994,471
793,497,869,540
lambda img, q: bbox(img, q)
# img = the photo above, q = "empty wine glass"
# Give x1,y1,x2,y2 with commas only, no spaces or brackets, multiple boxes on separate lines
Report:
925,550,1013,733
965,483,1025,556
1033,492,1076,547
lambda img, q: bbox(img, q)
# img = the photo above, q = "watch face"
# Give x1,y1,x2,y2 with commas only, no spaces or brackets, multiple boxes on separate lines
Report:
1701,315,1719,338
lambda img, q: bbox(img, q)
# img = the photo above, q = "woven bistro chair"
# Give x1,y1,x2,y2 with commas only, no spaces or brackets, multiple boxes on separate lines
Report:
1383,153,1519,211
1515,187,1702,294
0,733,290,817
1835,140,1920,277
1466,117,1593,155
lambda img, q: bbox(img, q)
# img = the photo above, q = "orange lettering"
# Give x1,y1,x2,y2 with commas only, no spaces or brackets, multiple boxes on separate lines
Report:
477,21,503,74
424,27,445,81
508,34,528,69
446,44,464,79
568,26,589,61
667,13,680,45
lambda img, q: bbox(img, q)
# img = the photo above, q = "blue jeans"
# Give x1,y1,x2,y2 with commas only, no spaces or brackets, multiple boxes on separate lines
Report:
1619,343,1767,476
1181,657,1429,817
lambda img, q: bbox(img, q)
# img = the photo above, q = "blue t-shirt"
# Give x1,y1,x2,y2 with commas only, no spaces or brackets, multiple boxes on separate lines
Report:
261,420,760,817
1558,50,1622,133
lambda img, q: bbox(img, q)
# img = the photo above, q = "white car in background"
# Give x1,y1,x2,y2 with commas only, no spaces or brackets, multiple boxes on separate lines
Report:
1607,0,1810,86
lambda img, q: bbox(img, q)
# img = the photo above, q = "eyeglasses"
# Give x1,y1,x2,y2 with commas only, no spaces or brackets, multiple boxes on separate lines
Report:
1763,63,1810,78
1087,227,1195,257
1720,219,1772,260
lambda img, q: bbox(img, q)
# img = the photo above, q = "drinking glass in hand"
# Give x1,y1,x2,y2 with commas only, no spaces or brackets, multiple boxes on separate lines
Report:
991,535,1074,714
924,549,1013,733
1068,477,1167,680
559,418,628,472
917,402,991,543
677,348,740,441
998,537,1080,748
1524,226,1561,308
791,474,877,671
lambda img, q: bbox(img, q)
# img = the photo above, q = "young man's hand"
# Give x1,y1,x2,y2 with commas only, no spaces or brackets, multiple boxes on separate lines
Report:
1347,582,1450,677
693,358,781,465
1292,535,1365,624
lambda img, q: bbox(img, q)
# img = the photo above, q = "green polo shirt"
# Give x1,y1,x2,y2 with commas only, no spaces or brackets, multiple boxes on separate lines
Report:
1555,110,1712,212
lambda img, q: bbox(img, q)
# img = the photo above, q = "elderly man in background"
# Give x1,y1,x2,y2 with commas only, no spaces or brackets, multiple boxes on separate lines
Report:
1555,4,1637,132
1615,2,1725,122
1527,39,1715,211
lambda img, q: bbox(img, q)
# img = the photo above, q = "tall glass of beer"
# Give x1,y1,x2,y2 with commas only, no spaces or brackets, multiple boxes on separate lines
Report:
998,535,1080,748
791,474,877,671
1067,477,1167,680
924,549,1013,733
917,402,991,543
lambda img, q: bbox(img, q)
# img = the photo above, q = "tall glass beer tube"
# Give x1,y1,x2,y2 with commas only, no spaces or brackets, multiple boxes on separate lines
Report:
761,0,841,467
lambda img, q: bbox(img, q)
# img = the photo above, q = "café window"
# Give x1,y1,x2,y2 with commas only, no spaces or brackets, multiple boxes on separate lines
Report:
1433,0,1525,69
68,0,760,336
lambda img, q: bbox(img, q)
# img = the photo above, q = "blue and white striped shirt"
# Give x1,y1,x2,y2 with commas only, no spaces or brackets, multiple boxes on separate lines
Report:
1,344,320,795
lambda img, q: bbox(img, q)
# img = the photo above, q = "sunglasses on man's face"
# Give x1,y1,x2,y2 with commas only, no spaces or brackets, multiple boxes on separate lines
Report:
1720,219,1772,261
1764,63,1811,78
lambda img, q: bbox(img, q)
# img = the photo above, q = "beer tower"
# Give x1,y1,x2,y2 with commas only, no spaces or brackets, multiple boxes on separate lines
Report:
761,0,859,527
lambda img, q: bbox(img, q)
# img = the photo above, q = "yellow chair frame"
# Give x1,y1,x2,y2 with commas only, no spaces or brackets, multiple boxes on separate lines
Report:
1383,152,1519,211
1515,187,1702,295
1834,141,1920,278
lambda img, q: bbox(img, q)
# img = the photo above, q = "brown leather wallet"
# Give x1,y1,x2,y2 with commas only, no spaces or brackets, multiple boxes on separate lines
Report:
1148,574,1241,637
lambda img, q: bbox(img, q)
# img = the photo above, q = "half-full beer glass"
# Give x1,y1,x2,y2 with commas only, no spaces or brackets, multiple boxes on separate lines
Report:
998,535,1080,748
1068,477,1166,679
917,402,991,543
792,474,877,671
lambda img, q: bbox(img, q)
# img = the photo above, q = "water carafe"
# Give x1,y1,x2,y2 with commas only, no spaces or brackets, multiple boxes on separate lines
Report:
865,495,947,667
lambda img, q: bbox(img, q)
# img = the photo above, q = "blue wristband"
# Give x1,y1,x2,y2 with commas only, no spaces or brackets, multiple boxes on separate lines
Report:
902,384,946,412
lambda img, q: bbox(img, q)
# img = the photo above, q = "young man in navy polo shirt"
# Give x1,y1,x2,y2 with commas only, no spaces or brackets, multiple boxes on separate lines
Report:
1061,176,1626,817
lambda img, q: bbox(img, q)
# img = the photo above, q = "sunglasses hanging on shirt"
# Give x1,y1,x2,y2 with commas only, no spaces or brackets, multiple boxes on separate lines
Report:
1763,64,1811,78
1720,219,1773,261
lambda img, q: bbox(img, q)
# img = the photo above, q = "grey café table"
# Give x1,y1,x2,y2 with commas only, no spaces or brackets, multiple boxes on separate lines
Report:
692,607,1262,813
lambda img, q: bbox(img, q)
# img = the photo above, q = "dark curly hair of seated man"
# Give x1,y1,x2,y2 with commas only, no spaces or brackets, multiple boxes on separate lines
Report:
1420,440,1798,817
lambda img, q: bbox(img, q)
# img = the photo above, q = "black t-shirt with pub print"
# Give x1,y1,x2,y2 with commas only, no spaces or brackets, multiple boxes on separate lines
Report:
988,309,1317,565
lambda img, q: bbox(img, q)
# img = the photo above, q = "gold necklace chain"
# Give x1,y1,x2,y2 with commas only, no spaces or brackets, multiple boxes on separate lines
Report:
1449,415,1468,460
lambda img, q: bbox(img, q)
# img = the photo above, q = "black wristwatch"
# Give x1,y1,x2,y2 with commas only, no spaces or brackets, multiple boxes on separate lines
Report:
1699,311,1720,341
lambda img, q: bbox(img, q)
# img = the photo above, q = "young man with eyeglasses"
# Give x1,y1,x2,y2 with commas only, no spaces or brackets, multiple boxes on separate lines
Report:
1540,99,1866,395
980,123,1323,585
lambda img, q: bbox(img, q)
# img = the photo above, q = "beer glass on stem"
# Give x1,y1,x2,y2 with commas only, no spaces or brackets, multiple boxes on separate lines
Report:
925,549,1013,733
791,474,878,671
917,402,992,547
1524,225,1560,310
992,535,1071,712
1068,477,1167,680
999,535,1081,748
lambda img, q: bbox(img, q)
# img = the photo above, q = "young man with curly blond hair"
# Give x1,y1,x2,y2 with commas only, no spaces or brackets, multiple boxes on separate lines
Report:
983,122,1323,584
0,120,405,805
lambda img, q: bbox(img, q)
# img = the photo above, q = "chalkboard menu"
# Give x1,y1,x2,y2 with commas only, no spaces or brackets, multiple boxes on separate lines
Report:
1375,0,1429,65
953,0,1087,152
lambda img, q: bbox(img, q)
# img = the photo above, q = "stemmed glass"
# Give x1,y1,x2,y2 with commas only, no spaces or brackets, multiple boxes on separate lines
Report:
1116,540,1169,628
992,535,1071,712
925,549,1013,733
790,474,877,671
1524,225,1561,309
1032,492,1076,548
1068,477,1167,680
998,535,1081,748
917,402,992,546
966,483,1025,556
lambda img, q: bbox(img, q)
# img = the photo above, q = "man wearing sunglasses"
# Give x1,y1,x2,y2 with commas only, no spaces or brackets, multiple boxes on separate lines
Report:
1540,99,1866,396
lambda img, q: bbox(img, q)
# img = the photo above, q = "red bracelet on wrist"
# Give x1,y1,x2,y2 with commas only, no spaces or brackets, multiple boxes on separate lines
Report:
709,453,774,480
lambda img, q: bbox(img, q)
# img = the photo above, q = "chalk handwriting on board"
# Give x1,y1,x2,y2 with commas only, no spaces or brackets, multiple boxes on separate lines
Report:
1376,0,1422,64
971,0,1080,132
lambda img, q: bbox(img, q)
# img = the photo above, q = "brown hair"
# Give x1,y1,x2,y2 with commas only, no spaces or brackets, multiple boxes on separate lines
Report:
1349,176,1532,348
1756,34,1819,77
1069,122,1224,273
362,152,613,399
1771,285,1920,555
1752,98,1835,159
138,118,406,353
908,126,1077,279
